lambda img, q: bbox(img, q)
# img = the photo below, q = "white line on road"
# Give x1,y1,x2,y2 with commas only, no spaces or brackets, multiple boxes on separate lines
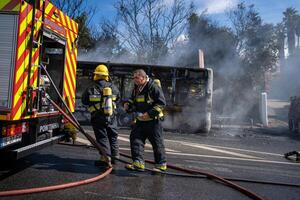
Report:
196,143,282,157
181,142,261,159
166,140,261,159
117,135,180,153
166,151,300,166
76,139,299,166
165,139,282,157
76,136,180,153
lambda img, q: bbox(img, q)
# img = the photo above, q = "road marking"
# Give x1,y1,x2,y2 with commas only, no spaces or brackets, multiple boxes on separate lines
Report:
118,135,180,153
166,151,300,166
166,139,282,157
76,141,299,166
119,147,158,153
76,136,180,153
178,141,261,159
197,143,282,157
114,147,300,166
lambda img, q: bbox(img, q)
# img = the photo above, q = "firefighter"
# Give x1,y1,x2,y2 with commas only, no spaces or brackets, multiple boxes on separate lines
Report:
124,69,167,171
81,64,120,166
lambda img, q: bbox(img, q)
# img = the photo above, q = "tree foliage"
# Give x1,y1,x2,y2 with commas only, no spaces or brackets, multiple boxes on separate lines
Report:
283,7,300,55
74,12,95,50
92,21,128,60
52,0,96,50
115,0,191,63
229,3,279,91
51,0,94,19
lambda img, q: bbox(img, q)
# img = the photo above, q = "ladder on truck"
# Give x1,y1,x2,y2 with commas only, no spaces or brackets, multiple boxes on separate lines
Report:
27,0,46,114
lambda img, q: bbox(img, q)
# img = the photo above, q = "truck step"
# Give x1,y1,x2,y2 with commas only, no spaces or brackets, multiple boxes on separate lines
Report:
9,135,65,160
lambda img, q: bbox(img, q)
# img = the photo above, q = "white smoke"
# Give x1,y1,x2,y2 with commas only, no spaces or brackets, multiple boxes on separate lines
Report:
78,48,135,64
200,0,238,14
270,50,300,100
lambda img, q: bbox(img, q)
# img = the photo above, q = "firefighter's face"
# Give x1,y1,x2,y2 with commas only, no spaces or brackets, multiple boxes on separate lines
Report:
133,74,146,86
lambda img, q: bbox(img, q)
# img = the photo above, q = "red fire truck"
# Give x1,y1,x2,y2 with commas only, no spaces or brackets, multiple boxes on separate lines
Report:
0,0,78,159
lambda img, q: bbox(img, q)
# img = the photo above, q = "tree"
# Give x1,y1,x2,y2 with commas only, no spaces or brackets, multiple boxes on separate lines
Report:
228,3,279,91
52,0,96,50
228,3,258,57
115,0,191,63
93,21,129,60
275,22,285,61
75,12,94,50
283,7,300,55
51,0,95,19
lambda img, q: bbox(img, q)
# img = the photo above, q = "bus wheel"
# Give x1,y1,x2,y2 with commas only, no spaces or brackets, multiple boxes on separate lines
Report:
117,113,132,127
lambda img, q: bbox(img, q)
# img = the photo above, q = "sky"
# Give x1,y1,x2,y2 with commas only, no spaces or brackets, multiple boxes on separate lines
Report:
89,0,300,27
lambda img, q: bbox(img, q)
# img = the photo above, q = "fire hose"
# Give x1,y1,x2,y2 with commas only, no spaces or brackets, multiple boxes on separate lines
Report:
0,168,112,197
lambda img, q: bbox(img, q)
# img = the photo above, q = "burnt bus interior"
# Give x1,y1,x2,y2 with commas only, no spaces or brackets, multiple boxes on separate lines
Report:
76,61,211,132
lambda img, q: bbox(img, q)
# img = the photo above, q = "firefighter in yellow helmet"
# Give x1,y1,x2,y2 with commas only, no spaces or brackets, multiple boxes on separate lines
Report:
81,64,120,166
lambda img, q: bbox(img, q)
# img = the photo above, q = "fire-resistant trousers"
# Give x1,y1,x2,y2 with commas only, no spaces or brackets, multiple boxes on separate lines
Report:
91,118,119,158
130,120,166,164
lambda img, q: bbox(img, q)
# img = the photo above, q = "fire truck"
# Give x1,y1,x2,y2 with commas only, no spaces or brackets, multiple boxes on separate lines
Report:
0,0,78,159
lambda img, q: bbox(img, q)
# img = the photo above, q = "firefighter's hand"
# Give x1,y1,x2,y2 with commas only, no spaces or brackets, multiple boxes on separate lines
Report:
140,112,150,120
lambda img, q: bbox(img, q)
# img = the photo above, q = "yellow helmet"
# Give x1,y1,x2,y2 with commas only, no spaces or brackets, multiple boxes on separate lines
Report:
94,64,109,76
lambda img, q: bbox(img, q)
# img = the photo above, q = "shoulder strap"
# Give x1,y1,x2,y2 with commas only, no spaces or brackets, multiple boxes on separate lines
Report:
93,80,112,94
93,84,103,95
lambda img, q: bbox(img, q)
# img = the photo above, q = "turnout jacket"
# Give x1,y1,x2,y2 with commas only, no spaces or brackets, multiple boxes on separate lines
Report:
81,80,120,122
128,79,166,120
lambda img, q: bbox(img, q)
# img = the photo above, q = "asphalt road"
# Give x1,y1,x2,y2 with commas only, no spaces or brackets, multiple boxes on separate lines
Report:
1,126,300,200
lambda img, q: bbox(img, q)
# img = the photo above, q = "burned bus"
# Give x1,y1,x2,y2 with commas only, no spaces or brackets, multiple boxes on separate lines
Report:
76,61,213,133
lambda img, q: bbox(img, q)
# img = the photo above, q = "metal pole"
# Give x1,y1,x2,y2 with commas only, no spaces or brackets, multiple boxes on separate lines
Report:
260,92,268,127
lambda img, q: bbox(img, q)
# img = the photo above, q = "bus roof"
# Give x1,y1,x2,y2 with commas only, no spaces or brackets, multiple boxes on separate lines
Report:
77,60,207,72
